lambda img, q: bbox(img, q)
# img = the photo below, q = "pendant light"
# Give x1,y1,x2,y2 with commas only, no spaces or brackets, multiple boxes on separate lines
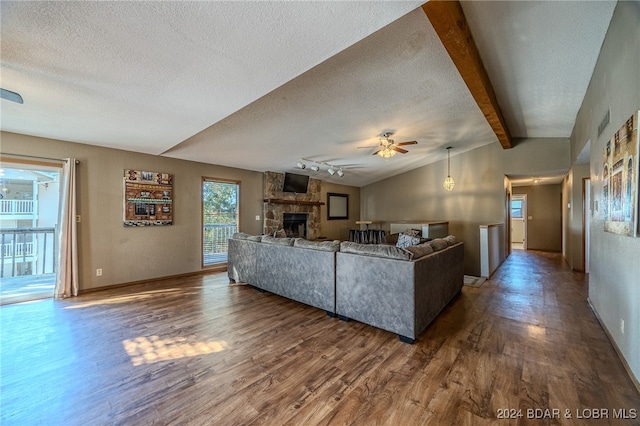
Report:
443,147,455,191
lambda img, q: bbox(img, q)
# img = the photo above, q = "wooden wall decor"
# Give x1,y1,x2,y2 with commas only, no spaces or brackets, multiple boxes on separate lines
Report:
123,169,173,226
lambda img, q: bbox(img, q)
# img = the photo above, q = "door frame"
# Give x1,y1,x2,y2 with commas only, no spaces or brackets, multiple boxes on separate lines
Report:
582,177,591,274
201,176,241,270
511,194,527,250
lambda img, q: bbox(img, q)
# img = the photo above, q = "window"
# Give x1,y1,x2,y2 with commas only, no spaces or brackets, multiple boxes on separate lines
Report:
511,200,523,218
202,178,239,267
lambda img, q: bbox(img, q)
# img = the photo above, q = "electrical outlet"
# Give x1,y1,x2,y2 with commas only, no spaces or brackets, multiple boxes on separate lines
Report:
96,268,103,277
620,319,625,334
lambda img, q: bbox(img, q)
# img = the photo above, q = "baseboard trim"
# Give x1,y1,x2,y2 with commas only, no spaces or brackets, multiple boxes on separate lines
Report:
79,267,227,295
588,298,640,394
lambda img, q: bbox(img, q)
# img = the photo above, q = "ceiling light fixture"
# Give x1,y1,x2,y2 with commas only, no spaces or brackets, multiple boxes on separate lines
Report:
0,88,24,104
443,147,455,192
310,165,320,172
296,162,306,169
327,167,336,176
337,168,344,177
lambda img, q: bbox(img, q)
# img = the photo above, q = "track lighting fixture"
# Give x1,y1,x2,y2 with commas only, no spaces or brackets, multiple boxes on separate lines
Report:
297,158,345,177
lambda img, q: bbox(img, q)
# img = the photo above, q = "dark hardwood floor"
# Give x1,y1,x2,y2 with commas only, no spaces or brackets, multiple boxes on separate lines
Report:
1,250,638,425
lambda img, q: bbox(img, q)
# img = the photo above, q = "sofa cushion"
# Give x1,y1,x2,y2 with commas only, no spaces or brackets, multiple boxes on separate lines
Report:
396,233,420,248
232,232,262,242
261,235,296,246
273,229,287,238
340,242,413,260
293,238,340,252
429,238,448,251
443,235,459,245
405,242,435,259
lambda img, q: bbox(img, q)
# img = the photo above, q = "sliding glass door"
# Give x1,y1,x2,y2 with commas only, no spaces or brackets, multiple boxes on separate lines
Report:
202,178,239,267
0,163,61,304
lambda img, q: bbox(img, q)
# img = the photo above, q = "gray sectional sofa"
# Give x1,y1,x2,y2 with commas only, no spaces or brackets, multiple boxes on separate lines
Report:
336,239,464,343
227,232,464,343
228,234,340,315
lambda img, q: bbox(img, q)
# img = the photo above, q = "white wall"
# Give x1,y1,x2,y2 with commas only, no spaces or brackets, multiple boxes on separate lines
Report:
572,1,640,383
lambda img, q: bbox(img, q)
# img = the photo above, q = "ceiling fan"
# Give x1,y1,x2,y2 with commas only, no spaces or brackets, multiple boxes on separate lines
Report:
359,132,417,158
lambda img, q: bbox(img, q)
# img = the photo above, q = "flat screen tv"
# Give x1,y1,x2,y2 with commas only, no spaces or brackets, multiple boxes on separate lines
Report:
283,172,309,193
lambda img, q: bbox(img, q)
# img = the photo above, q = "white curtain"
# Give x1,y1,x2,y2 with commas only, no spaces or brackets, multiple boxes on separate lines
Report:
54,158,78,299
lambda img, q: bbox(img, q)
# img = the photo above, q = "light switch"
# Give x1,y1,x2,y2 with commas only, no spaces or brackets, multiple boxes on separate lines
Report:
255,215,261,221
528,216,533,220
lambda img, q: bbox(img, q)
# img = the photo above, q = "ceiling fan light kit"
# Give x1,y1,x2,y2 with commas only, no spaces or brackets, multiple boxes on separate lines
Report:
362,132,417,158
297,158,344,177
443,146,455,192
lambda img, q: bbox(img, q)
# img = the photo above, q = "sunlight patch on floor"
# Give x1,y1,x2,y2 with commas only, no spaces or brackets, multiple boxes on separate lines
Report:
63,288,201,309
122,335,228,366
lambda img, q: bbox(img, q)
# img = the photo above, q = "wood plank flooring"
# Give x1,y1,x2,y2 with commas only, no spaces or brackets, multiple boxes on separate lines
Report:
1,250,639,425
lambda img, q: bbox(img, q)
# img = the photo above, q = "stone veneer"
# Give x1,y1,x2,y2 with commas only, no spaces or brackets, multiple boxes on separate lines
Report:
263,171,322,240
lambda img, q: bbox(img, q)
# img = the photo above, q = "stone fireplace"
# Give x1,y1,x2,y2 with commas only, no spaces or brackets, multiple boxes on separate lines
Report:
263,171,322,240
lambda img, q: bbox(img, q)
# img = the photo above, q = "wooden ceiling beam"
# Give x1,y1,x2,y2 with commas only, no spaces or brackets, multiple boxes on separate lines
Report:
422,0,513,149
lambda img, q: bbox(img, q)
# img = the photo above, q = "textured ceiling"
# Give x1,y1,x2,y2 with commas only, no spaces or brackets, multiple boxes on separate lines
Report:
0,1,616,187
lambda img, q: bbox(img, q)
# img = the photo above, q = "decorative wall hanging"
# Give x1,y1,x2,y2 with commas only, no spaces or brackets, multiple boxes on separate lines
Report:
602,110,638,236
123,169,173,226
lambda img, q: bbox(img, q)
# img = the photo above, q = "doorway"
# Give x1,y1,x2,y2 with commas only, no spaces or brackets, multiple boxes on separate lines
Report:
511,195,527,250
0,163,61,304
202,178,239,267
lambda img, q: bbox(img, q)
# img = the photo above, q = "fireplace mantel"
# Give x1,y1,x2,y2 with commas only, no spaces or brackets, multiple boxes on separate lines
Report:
263,198,325,206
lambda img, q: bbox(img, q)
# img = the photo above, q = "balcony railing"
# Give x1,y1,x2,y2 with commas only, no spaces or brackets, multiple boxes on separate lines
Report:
0,227,56,277
203,223,237,265
0,200,35,215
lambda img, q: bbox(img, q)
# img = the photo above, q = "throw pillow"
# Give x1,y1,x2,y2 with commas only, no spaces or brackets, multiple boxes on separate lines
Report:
396,233,420,248
273,229,287,238
403,228,421,237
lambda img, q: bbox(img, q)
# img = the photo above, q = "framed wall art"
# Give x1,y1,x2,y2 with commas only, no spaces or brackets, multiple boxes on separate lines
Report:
123,169,173,226
602,110,639,236
327,192,348,220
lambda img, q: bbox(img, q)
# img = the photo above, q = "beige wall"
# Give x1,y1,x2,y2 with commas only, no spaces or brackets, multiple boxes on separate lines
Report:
513,184,562,252
572,1,640,382
320,182,361,241
361,137,570,276
1,132,266,291
0,132,362,292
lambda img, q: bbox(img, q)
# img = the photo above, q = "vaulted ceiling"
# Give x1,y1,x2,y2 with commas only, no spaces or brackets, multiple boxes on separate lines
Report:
0,1,616,187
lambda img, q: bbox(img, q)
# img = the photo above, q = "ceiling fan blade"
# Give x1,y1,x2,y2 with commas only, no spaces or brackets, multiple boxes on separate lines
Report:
1,88,23,104
372,149,382,156
395,141,417,146
392,147,408,154
357,145,378,149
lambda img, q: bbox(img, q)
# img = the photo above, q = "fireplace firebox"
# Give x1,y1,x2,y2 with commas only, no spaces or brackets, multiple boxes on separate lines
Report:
283,213,308,238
